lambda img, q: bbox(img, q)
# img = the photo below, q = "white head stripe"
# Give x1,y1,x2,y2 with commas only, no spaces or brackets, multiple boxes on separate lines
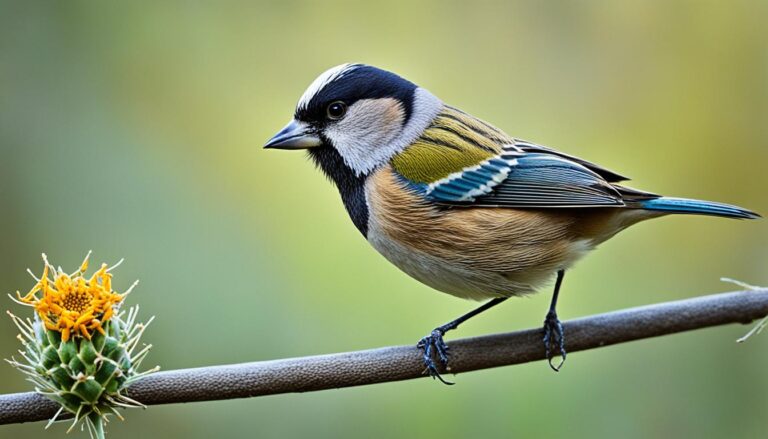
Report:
297,63,361,112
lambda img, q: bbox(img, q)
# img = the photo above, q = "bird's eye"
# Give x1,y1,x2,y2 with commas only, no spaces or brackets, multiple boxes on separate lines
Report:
326,101,347,120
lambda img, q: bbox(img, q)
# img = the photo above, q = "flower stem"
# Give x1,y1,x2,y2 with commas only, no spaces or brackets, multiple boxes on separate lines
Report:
89,412,105,439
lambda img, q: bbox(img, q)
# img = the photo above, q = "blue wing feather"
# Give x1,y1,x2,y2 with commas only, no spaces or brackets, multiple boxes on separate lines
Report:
514,139,630,182
423,152,625,208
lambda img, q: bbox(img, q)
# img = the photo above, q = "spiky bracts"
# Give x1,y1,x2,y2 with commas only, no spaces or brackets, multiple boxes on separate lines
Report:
6,253,158,439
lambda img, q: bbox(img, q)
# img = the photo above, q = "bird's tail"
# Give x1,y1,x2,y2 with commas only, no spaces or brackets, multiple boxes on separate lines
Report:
638,197,760,220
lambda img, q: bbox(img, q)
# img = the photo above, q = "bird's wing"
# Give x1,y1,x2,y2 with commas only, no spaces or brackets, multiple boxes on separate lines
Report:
391,107,646,208
420,146,625,207
513,139,630,183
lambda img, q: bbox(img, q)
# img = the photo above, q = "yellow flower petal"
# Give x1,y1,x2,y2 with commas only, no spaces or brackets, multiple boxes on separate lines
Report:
24,254,126,342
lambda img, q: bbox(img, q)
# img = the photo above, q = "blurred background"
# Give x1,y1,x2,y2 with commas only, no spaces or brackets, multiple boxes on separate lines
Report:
1,1,766,438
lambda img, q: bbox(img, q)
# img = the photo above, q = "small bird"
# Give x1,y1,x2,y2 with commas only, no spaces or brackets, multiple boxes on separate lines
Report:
265,63,759,383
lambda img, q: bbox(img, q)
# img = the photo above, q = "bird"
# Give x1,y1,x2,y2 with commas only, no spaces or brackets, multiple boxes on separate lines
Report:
264,63,760,383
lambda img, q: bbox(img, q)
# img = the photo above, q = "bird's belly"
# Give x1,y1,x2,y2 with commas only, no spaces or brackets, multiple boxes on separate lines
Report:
368,225,585,300
364,165,606,300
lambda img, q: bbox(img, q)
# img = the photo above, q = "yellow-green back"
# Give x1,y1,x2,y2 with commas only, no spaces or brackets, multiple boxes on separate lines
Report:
391,106,514,183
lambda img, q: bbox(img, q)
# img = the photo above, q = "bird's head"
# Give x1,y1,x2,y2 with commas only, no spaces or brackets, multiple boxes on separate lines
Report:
264,64,443,177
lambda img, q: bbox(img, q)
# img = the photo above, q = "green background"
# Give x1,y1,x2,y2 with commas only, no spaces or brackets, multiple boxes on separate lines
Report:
1,1,766,438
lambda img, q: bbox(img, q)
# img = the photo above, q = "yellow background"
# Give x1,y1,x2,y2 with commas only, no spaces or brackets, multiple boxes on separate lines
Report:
1,1,766,438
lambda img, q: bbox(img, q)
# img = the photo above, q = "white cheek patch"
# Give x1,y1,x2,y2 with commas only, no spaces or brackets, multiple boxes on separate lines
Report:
325,88,443,176
324,98,404,169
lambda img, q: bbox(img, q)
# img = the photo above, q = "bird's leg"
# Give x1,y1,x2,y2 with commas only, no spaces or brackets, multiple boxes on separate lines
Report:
542,269,567,371
417,297,508,385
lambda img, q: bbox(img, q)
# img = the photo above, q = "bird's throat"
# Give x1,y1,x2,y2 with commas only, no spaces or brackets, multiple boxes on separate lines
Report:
308,147,370,237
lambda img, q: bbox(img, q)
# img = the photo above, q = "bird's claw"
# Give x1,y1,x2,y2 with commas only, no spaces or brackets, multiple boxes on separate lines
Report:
417,329,454,385
543,310,566,372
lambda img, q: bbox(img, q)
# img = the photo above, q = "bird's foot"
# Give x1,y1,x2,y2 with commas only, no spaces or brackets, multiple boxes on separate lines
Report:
542,310,566,372
417,328,454,385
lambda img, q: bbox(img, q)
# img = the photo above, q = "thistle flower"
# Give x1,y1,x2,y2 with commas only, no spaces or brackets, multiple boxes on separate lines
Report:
6,252,158,439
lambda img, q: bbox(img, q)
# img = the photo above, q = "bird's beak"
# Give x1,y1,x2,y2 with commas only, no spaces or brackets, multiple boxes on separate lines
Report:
264,120,322,150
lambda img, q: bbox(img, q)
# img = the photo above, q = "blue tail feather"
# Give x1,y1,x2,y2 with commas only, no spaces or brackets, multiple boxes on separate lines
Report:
639,197,760,219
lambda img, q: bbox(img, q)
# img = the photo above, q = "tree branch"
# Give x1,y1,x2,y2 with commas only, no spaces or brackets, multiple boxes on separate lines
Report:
2,288,767,425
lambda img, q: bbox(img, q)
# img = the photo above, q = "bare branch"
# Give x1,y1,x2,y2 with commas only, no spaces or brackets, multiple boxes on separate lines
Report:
1,288,766,425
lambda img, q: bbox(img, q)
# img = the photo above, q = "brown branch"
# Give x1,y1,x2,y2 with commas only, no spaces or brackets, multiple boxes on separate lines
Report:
1,288,767,425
